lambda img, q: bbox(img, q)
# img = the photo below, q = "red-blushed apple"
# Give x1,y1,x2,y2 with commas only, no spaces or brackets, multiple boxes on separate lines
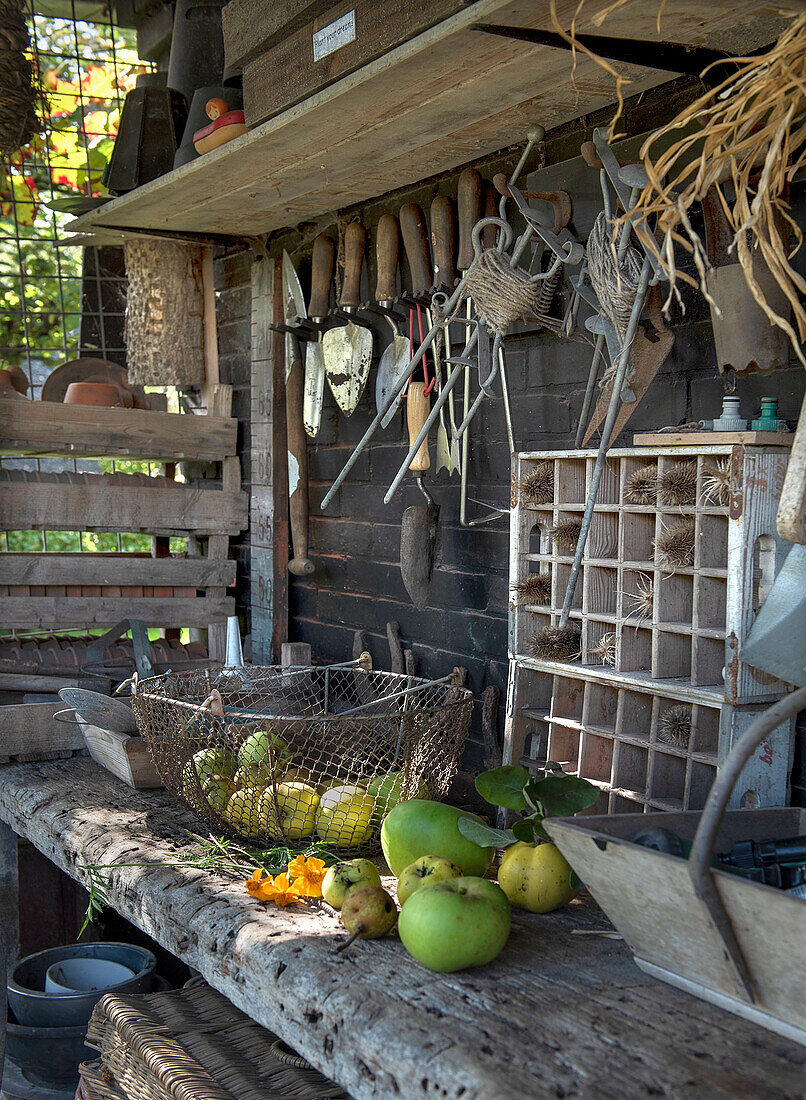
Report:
397,854,463,905
398,876,511,972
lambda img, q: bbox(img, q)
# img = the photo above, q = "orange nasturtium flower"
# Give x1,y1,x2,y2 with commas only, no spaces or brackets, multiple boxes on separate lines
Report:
286,855,326,898
245,868,276,902
261,872,304,907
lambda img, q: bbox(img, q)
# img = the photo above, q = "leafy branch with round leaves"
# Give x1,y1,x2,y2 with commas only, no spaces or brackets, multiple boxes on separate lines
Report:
457,765,599,849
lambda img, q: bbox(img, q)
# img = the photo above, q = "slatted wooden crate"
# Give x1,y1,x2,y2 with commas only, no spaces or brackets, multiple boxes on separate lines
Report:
509,445,792,704
0,402,247,631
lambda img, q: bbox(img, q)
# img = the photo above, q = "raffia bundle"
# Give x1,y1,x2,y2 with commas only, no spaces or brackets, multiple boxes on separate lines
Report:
0,0,41,155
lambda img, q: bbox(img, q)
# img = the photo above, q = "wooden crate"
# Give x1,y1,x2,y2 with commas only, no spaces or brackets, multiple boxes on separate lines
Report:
509,445,792,704
79,720,163,789
505,661,794,812
0,401,247,632
545,807,806,1047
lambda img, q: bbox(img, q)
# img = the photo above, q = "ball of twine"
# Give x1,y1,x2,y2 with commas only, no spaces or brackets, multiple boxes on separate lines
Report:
458,248,543,336
0,0,43,156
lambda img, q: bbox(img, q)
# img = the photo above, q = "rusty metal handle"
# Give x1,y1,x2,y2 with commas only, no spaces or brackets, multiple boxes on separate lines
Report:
688,686,806,1001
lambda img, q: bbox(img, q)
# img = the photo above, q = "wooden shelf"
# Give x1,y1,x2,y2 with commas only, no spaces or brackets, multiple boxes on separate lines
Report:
65,0,779,241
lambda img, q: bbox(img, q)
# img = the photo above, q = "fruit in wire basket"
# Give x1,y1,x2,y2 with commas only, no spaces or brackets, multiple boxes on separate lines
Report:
182,746,237,804
340,884,397,941
367,772,430,818
322,859,383,909
397,855,463,905
258,781,320,840
316,785,376,847
201,774,238,817
496,841,578,914
381,800,495,877
237,728,292,780
398,877,511,972
223,786,265,838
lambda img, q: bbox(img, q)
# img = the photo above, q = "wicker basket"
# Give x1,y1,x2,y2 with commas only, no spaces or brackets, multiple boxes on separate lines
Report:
80,979,347,1100
131,661,473,852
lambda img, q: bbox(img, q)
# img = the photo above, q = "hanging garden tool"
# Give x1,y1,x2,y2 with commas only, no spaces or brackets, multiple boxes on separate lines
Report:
430,193,456,474
400,380,439,610
373,213,410,423
303,234,335,438
282,252,315,575
456,168,483,507
399,201,434,402
322,220,373,415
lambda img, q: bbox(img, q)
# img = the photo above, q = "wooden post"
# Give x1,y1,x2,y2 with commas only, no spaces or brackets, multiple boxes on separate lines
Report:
0,820,19,1082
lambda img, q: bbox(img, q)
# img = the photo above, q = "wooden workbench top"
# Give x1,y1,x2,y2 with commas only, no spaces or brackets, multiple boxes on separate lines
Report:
1,758,804,1098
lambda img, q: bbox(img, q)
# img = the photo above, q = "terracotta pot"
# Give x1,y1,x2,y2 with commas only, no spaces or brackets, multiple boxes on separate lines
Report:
5,363,29,394
0,369,30,399
63,382,133,407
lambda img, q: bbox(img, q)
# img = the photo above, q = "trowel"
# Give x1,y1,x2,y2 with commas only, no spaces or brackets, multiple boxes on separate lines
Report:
303,234,335,438
400,381,439,610
282,251,314,575
322,221,372,416
374,212,410,424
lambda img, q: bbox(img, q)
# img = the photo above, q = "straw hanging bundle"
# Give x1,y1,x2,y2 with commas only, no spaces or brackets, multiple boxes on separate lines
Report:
0,0,41,155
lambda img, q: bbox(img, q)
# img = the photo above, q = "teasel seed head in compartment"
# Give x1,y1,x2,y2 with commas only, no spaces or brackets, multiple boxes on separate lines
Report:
529,624,582,662
657,461,697,507
624,571,655,622
512,572,551,606
549,517,583,553
700,458,732,507
589,631,616,666
654,519,696,571
519,461,554,505
626,465,659,505
657,704,692,748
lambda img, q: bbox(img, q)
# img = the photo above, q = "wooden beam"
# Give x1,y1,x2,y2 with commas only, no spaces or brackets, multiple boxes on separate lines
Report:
0,484,248,536
0,403,237,462
250,257,277,663
0,596,236,628
0,702,83,760
0,554,236,587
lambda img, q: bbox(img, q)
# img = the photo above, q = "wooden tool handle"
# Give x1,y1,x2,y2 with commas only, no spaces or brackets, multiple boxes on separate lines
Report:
430,194,456,290
340,221,366,308
374,213,399,302
493,172,512,199
399,202,431,297
308,234,335,319
481,180,499,250
457,168,482,270
285,336,313,576
407,381,430,472
580,140,603,168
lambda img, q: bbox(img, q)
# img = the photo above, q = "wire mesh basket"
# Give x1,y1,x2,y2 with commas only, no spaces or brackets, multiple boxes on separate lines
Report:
131,658,473,853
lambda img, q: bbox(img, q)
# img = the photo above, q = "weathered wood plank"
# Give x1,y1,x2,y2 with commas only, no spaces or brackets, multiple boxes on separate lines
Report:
0,554,236,588
0,596,235,628
68,1,783,239
0,484,248,536
0,758,804,1100
0,403,237,462
0,701,83,759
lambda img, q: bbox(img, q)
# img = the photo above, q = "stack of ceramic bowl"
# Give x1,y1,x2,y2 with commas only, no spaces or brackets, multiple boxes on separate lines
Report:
6,943,156,1093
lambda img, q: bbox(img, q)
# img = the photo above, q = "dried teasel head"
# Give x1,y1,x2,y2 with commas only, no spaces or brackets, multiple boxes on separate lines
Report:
512,573,551,606
529,625,581,662
590,631,616,666
658,705,692,748
655,519,696,571
626,465,658,505
701,459,731,507
549,518,583,553
520,462,554,505
657,462,697,507
624,572,654,622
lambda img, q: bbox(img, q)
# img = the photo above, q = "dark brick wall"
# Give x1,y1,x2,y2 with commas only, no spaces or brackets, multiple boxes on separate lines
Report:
213,80,806,769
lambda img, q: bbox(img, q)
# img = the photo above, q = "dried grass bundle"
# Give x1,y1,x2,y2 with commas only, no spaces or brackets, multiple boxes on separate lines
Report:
529,625,581,662
701,459,732,506
520,462,554,505
512,573,551,606
658,462,697,507
655,519,695,571
626,465,658,504
0,0,43,155
625,572,654,622
658,705,692,748
549,518,583,552
590,631,616,666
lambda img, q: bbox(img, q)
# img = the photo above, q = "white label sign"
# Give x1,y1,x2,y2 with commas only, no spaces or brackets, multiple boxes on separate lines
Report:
313,10,356,62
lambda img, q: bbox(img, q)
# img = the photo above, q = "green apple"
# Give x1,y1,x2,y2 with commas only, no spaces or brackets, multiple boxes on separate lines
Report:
398,876,511,972
258,782,319,840
237,727,290,777
367,772,430,818
322,859,382,909
397,855,463,905
316,785,375,848
202,773,238,817
182,746,236,802
224,786,265,838
381,800,495,877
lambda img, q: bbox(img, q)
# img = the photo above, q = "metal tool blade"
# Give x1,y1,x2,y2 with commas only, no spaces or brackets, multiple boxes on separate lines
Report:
400,498,439,610
303,338,325,438
742,544,806,687
377,334,410,425
322,321,373,415
282,251,306,325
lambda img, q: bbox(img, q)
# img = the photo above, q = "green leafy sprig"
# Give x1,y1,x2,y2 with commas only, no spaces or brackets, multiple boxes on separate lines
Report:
458,765,598,849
